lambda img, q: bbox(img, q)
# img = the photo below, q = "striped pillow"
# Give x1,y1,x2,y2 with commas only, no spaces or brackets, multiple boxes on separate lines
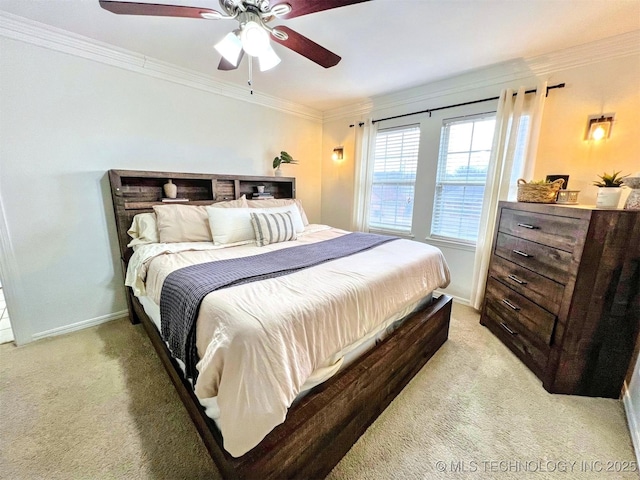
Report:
250,211,297,247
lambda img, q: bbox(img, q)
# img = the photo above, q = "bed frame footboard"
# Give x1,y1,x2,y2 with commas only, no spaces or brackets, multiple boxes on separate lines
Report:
132,292,452,479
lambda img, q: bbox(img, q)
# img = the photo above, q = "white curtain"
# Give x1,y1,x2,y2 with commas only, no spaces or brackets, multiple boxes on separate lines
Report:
469,82,548,310
351,120,378,232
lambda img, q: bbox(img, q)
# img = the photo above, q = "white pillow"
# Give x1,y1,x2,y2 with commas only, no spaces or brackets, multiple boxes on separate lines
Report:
246,198,309,225
127,213,159,247
212,195,248,209
251,211,297,247
153,205,213,243
206,204,304,246
152,195,248,243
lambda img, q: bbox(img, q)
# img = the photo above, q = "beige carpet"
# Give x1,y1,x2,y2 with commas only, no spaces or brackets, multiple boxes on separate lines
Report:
1,304,636,479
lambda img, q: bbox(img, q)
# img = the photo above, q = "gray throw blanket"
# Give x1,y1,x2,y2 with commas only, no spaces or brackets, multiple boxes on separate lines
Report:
160,232,397,381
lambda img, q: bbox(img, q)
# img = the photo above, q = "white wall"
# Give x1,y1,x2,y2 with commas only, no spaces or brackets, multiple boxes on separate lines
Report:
534,56,640,203
0,35,322,343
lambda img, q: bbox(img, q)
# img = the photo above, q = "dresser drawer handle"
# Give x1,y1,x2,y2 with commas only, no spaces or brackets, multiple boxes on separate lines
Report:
512,249,532,258
517,223,538,229
500,322,518,335
507,274,527,285
502,299,521,311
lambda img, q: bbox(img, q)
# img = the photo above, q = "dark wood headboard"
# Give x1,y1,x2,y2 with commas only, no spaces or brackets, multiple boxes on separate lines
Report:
108,169,296,265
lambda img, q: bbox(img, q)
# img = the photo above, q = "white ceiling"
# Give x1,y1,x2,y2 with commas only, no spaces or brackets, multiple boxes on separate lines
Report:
1,0,639,111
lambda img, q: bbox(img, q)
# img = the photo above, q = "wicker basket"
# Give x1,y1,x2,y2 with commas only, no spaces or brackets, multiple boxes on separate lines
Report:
516,178,564,203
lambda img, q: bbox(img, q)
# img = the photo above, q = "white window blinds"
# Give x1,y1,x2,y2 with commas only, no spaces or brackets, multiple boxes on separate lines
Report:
368,125,420,233
431,114,496,243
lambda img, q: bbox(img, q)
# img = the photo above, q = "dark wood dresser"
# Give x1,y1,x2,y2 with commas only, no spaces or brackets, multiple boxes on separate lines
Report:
480,201,640,398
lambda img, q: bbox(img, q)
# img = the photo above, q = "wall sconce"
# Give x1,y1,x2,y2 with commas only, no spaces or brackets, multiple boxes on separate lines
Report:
585,114,614,141
332,146,344,161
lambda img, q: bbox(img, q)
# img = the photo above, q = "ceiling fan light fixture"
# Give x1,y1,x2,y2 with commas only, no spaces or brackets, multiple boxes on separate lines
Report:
240,20,270,56
258,45,281,71
214,31,243,66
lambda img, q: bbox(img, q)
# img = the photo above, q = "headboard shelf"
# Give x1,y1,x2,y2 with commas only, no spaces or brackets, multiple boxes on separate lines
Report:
123,200,217,210
117,177,214,202
108,169,296,263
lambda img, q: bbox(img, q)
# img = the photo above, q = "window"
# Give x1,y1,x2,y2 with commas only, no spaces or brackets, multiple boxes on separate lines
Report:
368,125,420,233
431,114,496,243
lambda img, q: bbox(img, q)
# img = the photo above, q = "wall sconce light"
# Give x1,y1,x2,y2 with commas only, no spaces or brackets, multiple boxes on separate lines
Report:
585,114,614,141
332,146,344,161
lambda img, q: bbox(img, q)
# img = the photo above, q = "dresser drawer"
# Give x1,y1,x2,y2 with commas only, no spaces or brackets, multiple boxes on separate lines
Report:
482,301,550,377
498,208,587,252
489,256,564,315
485,277,556,345
495,232,573,284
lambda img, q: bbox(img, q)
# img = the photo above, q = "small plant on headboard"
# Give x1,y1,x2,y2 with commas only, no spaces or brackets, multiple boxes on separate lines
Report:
273,151,298,170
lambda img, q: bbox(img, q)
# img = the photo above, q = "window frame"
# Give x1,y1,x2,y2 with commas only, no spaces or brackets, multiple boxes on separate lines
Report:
429,112,497,246
367,124,421,235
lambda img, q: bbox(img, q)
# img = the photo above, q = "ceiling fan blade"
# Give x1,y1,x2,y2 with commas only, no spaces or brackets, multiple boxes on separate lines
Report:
217,50,244,71
271,26,340,68
99,1,222,19
277,0,371,19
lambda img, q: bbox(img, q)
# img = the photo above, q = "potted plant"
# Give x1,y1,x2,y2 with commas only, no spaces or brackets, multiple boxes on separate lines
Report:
593,171,628,208
272,151,298,176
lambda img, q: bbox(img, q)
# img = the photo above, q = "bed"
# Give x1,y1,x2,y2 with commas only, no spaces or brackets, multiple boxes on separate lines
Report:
108,169,453,479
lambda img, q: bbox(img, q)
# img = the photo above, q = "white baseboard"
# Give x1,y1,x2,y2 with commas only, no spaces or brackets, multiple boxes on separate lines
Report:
434,290,471,306
31,310,129,341
622,381,640,463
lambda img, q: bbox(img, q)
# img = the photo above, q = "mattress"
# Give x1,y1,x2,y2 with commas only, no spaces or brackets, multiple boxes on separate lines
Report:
126,225,451,456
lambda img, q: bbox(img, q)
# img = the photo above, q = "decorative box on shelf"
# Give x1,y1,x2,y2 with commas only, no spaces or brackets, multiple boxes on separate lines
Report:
556,190,580,204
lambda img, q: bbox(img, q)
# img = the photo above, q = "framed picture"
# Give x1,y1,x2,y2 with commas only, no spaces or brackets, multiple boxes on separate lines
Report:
546,174,569,190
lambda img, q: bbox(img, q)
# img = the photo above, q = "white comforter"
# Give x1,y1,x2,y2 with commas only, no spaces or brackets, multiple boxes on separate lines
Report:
126,225,450,457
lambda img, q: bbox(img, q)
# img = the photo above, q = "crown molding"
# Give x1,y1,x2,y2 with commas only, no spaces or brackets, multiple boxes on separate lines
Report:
2,11,637,125
323,61,534,124
372,63,533,117
0,11,323,122
323,30,640,123
527,29,640,76
322,100,373,123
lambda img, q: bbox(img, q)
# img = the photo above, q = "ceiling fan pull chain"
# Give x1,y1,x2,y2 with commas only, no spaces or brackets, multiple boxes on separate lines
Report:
248,55,253,95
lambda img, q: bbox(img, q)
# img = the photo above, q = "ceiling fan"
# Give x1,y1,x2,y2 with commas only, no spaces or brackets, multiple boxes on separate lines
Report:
99,0,371,72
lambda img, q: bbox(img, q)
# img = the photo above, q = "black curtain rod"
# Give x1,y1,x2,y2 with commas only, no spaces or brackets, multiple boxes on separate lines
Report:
371,82,565,125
